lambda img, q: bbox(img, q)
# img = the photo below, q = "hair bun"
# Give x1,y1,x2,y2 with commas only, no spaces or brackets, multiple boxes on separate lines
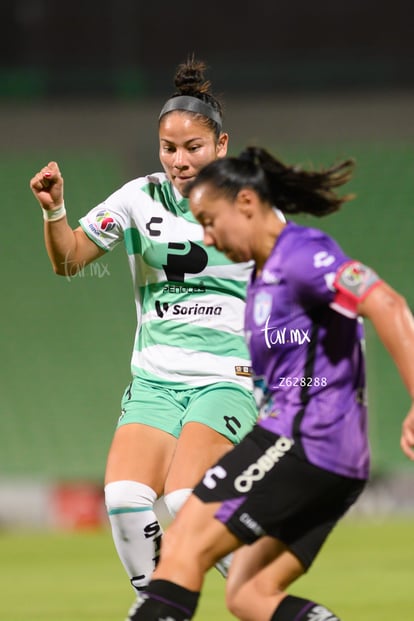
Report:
174,57,211,96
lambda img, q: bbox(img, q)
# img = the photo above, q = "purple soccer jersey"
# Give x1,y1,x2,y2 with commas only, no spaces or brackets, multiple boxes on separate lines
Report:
246,222,378,479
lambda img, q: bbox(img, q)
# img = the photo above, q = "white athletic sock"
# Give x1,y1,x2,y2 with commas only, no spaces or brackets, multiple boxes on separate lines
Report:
164,488,233,578
215,552,234,577
105,480,163,594
164,488,192,518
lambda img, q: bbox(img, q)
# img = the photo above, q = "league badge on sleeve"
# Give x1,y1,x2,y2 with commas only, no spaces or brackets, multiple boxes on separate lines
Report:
96,210,116,232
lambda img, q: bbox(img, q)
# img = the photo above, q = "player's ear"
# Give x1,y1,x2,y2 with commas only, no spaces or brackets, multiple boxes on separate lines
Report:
216,132,229,158
237,189,255,217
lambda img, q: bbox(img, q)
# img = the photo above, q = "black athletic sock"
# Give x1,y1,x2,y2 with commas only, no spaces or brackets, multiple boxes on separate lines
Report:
130,578,200,621
270,595,341,620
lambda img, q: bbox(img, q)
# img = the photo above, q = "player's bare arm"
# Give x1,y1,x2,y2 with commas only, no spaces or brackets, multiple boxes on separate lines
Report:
30,161,105,275
358,281,414,460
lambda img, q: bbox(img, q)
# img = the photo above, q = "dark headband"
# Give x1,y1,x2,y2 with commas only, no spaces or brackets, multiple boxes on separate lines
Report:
159,95,222,130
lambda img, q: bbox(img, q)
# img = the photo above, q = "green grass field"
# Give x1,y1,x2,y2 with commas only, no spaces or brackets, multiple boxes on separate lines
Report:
0,517,412,620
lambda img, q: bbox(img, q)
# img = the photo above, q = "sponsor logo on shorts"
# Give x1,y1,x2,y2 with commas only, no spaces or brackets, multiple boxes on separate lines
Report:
118,408,126,423
307,605,339,621
223,415,242,436
234,436,293,493
239,512,265,536
202,465,227,490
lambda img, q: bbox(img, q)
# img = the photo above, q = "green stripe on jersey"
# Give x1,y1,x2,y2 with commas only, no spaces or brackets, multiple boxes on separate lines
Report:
142,178,191,218
136,319,248,357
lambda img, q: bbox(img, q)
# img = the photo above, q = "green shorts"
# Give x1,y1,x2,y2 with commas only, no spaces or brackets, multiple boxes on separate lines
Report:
118,377,258,444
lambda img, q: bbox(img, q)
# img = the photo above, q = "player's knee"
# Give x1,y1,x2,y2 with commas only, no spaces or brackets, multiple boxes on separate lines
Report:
227,596,256,620
104,480,157,512
226,586,244,619
226,580,263,620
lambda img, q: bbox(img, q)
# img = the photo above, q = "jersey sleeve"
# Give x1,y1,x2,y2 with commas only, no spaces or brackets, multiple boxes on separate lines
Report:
285,232,350,307
79,182,133,251
285,232,382,318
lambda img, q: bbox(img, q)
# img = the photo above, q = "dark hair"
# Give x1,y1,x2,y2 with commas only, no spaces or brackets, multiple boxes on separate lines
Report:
188,146,355,216
160,56,224,138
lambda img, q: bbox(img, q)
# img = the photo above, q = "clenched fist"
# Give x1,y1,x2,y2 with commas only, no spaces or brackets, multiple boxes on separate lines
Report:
30,161,64,212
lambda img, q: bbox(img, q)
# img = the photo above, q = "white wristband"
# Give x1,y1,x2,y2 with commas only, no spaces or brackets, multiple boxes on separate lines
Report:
42,203,66,222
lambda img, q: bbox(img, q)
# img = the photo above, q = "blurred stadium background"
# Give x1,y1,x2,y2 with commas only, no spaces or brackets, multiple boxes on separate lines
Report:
1,0,414,528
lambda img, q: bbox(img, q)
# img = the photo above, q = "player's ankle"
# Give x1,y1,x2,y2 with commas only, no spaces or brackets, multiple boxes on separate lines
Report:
270,595,341,620
130,579,199,621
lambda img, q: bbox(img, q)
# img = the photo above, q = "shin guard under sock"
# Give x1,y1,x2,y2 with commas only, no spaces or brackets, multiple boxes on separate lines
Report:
105,481,162,593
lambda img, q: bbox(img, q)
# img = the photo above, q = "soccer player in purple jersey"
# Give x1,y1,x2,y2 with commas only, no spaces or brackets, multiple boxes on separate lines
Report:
131,147,414,621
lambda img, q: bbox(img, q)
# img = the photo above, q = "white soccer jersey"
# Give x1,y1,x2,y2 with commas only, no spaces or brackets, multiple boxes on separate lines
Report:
79,172,253,390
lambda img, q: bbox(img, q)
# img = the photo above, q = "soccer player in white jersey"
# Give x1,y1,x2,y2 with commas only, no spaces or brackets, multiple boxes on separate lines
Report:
29,58,257,619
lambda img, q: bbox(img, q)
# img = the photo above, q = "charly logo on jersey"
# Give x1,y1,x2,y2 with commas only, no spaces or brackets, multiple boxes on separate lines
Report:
261,269,280,284
145,216,163,237
313,250,335,268
253,291,273,326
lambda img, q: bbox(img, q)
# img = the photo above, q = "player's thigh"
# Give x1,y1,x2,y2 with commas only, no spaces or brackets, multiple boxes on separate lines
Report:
165,422,234,492
105,423,177,492
105,378,182,490
165,383,257,491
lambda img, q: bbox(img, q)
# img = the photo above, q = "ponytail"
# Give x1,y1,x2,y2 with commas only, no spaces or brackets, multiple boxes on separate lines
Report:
238,146,355,216
189,146,355,216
